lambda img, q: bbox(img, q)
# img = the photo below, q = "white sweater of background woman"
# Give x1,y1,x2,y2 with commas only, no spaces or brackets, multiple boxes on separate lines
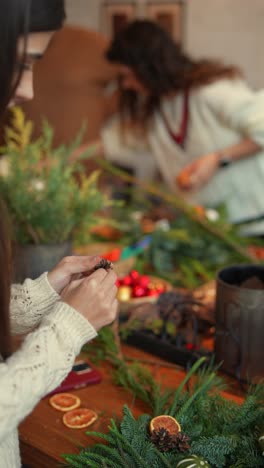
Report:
0,273,97,468
102,78,264,228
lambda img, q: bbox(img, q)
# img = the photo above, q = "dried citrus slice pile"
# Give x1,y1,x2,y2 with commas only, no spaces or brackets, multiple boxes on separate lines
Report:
63,408,98,429
150,415,181,435
49,393,81,412
49,392,98,430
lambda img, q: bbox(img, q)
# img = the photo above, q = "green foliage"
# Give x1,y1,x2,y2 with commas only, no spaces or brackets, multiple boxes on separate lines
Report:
83,326,173,415
63,376,264,467
141,215,255,288
0,108,109,244
63,406,174,468
113,361,174,416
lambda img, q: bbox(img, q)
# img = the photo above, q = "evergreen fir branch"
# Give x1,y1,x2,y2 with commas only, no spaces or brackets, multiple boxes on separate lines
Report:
227,395,264,433
79,334,264,467
153,448,174,467
229,450,264,468
168,357,206,416
247,381,264,405
116,436,136,468
112,360,170,413
191,434,239,467
64,384,264,468
85,431,116,445
229,463,246,468
108,424,150,468
62,454,88,468
152,388,174,417
120,406,149,441
78,452,106,467
90,443,131,466
102,461,111,468
194,360,226,392
78,451,106,467
119,405,140,440
176,372,216,420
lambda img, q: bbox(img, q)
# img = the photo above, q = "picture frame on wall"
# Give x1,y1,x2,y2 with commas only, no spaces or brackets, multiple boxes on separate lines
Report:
101,2,137,37
146,1,184,44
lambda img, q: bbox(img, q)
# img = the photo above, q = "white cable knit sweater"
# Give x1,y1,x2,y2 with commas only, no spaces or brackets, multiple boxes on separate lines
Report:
0,272,97,468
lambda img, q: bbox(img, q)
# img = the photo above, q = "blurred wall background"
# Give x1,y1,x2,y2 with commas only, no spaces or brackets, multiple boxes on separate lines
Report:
65,0,264,89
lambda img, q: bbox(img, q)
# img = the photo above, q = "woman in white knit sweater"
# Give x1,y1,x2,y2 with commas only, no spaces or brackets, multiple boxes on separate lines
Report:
0,2,118,467
88,20,264,234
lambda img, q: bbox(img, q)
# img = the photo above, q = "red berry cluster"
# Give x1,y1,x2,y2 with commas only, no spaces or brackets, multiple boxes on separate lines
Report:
116,270,166,298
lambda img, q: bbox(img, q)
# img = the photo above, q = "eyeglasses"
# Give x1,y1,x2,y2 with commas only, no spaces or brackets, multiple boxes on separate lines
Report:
15,53,43,72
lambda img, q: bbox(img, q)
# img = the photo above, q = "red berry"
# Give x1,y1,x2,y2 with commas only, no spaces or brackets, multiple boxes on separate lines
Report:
132,285,146,298
185,343,196,351
122,275,133,286
138,275,150,288
130,270,140,282
147,288,160,296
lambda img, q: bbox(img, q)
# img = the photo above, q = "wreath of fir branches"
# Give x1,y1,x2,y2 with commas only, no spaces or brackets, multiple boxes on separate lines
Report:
63,330,264,468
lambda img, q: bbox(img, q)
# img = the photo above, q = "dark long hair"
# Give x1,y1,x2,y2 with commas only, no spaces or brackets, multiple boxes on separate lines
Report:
0,0,65,359
0,0,65,119
0,201,12,360
106,20,241,131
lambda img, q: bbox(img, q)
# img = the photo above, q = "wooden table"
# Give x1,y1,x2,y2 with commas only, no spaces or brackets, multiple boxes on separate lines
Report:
19,345,244,468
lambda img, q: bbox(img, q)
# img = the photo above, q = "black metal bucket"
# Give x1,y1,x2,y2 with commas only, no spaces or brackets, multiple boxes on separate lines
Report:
215,264,264,383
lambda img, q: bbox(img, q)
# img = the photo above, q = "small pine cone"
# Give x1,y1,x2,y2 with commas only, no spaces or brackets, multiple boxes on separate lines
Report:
93,258,113,271
177,432,190,453
150,428,179,452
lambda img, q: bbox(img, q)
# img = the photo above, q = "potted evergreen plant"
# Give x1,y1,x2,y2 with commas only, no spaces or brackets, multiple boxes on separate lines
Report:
0,107,109,281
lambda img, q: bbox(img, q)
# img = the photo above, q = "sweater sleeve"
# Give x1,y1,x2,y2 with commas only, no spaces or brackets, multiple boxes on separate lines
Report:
101,115,158,181
10,273,59,335
202,79,264,148
101,115,149,156
0,301,97,443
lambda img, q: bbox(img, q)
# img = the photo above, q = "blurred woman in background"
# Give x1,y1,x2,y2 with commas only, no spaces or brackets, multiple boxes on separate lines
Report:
89,20,264,234
0,1,117,466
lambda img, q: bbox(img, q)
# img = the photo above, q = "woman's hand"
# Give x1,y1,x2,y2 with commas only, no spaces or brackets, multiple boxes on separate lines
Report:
61,268,118,331
176,153,220,191
47,255,101,294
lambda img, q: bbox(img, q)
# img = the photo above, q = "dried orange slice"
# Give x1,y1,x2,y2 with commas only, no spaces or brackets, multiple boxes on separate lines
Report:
49,393,81,412
150,415,181,435
63,408,98,429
